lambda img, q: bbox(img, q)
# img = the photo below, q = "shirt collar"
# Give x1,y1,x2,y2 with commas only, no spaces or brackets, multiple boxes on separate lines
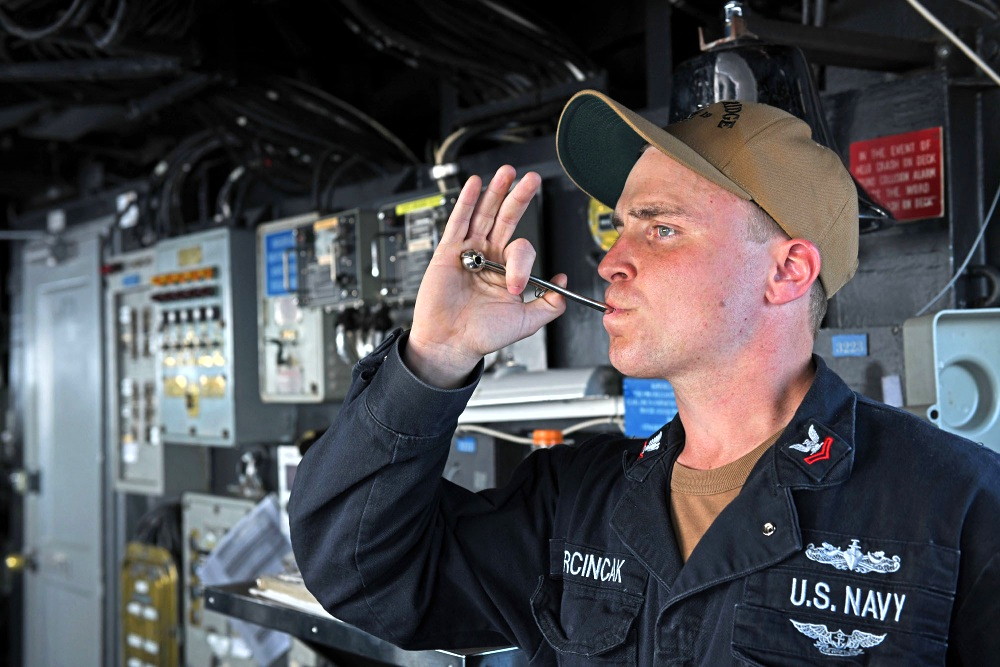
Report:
771,354,857,489
623,355,857,490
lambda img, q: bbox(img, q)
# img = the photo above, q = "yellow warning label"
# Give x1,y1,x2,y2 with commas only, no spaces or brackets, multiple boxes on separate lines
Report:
314,217,339,231
178,246,203,267
395,194,445,216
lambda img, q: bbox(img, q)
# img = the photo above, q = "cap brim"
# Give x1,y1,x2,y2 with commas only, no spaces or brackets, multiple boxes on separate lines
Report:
556,90,751,209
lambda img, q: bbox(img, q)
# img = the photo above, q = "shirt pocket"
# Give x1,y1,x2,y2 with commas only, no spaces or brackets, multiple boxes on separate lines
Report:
530,575,643,665
529,539,647,665
731,530,959,666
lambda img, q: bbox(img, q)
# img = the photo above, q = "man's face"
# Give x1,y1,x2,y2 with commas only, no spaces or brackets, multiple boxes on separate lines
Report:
598,147,775,379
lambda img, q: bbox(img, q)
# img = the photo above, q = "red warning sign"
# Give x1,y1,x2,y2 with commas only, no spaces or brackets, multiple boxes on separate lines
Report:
849,127,944,221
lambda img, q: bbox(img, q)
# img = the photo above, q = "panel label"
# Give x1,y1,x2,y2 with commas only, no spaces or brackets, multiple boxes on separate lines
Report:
454,436,477,454
395,194,445,216
264,229,297,297
849,127,944,221
178,245,203,267
832,333,869,358
623,378,677,438
314,216,339,231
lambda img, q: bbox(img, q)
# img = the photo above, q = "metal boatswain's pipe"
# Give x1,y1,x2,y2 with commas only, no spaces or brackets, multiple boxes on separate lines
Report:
460,249,611,314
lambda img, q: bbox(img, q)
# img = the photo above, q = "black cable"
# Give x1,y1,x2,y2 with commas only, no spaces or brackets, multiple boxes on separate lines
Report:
88,0,127,50
207,86,405,195
337,0,594,106
311,146,341,212
191,154,228,228
228,168,252,226
0,0,91,41
215,164,246,224
955,0,999,19
420,3,547,92
149,129,221,236
339,0,520,98
321,155,363,211
166,137,227,233
438,0,588,82
275,77,421,165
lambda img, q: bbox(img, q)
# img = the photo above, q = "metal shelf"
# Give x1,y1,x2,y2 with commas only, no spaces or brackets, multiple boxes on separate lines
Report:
204,583,526,667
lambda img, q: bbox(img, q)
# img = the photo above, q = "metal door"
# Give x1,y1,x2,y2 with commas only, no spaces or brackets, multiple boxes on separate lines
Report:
21,224,106,667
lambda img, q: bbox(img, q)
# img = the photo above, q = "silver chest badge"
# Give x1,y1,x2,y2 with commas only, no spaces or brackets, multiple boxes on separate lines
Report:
791,620,886,657
805,539,901,574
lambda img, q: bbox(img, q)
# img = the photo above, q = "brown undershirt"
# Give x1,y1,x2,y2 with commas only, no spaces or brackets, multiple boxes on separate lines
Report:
669,430,783,562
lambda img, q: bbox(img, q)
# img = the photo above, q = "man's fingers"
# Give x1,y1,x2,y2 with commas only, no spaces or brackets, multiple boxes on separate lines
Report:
539,273,568,309
468,165,516,241
487,171,540,248
523,273,568,331
439,175,482,245
502,238,536,295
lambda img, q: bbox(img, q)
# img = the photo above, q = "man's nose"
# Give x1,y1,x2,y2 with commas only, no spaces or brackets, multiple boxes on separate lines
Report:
597,236,634,283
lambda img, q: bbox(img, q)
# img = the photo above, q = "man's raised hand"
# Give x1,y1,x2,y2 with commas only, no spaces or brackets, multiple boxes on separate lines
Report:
404,165,567,388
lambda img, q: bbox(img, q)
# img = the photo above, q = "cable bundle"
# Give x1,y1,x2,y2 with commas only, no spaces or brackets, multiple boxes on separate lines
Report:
138,75,421,237
0,0,203,50
196,77,419,212
132,500,183,564
145,128,237,237
337,0,596,107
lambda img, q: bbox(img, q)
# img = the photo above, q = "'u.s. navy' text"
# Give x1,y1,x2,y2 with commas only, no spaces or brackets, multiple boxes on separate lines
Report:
790,577,906,623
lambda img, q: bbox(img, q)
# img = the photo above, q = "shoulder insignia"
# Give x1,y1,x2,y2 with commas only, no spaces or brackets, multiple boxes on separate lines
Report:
789,425,822,454
788,423,834,464
638,430,662,459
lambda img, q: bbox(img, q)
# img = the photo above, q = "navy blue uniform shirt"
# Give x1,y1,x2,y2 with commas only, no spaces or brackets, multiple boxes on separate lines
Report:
289,329,1000,665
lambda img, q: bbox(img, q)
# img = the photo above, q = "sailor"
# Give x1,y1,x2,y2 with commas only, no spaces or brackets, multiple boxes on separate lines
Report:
289,92,1000,664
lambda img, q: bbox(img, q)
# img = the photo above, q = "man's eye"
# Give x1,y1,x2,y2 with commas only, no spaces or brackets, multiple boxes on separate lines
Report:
655,225,675,238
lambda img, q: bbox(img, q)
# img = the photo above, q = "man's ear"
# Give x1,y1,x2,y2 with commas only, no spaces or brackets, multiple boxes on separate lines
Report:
765,239,821,305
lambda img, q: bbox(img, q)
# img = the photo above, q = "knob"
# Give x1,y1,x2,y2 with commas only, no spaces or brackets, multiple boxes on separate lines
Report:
5,552,36,573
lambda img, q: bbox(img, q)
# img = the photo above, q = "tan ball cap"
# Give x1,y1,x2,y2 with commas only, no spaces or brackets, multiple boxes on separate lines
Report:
556,90,859,297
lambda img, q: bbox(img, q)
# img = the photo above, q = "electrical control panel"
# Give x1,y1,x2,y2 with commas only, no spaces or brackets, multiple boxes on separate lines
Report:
376,192,455,305
105,249,207,494
374,187,543,310
257,214,351,402
154,228,294,446
182,493,257,667
121,542,180,667
374,186,547,369
297,208,379,310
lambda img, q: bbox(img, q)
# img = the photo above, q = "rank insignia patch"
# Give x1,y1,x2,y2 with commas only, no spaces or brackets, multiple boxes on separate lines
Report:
788,424,834,464
638,430,662,459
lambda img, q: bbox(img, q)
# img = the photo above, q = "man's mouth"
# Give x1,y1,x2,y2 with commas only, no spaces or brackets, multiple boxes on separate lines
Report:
604,299,626,313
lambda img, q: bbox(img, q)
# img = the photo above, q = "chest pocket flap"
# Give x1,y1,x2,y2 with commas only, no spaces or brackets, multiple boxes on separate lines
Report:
531,539,646,663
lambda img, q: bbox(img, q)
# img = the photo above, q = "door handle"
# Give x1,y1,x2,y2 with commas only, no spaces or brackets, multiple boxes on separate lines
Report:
9,469,40,495
4,551,37,573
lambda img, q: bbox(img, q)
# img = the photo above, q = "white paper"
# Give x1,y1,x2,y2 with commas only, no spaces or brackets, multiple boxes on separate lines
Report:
198,494,293,666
